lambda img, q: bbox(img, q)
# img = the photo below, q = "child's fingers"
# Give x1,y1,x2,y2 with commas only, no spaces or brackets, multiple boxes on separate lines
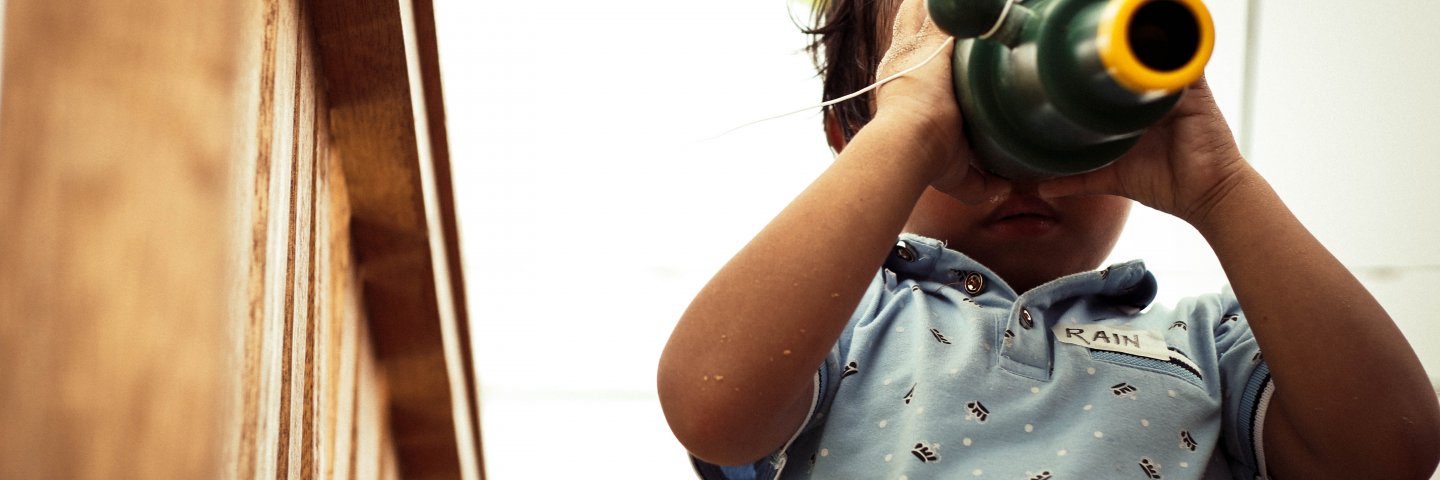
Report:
935,164,1011,205
971,166,1012,204
891,0,929,40
880,0,948,74
1174,76,1222,118
1036,168,1121,199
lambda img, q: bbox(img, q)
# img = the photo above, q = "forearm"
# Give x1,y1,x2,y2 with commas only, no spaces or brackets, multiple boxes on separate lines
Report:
658,115,941,465
1192,165,1440,478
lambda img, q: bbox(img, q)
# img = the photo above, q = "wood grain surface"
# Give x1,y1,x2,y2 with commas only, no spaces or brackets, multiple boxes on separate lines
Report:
0,0,475,476
310,0,483,477
233,0,405,478
0,0,249,477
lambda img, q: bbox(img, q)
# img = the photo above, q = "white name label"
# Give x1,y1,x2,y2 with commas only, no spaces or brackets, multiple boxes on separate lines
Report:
1052,324,1170,360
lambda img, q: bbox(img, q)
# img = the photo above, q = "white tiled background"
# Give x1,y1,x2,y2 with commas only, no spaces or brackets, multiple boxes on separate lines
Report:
433,0,1440,477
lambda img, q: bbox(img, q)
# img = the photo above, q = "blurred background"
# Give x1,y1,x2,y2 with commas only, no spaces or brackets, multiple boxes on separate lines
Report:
433,0,1440,477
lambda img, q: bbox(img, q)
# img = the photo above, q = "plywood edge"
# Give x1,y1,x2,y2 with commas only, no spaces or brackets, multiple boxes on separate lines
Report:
406,1,485,469
305,0,481,477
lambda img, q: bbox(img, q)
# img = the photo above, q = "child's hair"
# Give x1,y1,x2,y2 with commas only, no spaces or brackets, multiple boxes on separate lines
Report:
803,0,891,142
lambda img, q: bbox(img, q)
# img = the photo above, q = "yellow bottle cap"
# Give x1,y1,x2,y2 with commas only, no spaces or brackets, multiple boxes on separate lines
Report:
1096,0,1215,93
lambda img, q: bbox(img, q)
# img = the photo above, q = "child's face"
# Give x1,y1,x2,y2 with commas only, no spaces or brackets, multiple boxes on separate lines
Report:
905,184,1131,293
870,0,1130,292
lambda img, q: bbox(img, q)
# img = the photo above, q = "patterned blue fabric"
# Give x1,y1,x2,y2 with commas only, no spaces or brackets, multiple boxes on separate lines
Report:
692,233,1272,480
1089,350,1205,389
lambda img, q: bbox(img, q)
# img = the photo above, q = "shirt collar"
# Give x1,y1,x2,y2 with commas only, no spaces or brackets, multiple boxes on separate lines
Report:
889,233,1160,381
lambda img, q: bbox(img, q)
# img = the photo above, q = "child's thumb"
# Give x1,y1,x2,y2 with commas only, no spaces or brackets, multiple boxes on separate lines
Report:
1037,169,1117,199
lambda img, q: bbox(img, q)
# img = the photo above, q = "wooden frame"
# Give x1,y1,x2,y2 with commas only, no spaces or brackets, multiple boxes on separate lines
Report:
309,0,482,477
0,0,481,476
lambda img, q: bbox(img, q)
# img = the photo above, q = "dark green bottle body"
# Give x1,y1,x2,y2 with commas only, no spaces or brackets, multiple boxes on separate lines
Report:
932,0,1213,179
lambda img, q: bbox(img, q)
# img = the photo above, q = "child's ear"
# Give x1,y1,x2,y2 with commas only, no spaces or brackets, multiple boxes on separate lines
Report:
824,111,848,154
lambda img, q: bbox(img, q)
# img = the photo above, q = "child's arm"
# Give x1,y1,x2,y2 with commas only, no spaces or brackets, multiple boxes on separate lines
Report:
1040,81,1440,478
657,2,1005,466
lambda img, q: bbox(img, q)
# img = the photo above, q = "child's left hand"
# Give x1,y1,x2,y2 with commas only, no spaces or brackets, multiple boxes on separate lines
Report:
1036,77,1251,226
1041,77,1440,480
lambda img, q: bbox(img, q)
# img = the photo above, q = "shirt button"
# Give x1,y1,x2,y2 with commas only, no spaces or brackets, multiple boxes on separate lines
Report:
963,272,985,295
1019,308,1034,329
894,241,916,262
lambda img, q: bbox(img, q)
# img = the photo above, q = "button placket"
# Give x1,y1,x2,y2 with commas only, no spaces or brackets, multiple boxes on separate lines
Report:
963,272,985,295
999,299,1052,381
894,241,916,262
946,269,987,297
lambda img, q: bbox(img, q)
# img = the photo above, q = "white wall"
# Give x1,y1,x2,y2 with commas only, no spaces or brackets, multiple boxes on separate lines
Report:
1245,0,1440,387
433,1,1440,477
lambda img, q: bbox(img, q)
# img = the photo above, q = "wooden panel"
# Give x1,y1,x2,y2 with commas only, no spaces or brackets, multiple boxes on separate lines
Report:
237,0,282,475
309,0,483,477
325,148,364,480
0,0,249,477
0,0,470,475
406,1,485,470
235,0,402,478
320,131,352,479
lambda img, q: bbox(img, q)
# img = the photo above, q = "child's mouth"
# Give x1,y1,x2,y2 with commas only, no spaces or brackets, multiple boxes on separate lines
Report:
985,197,1060,236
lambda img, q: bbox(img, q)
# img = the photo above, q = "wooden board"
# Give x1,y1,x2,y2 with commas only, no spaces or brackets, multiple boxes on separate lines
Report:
0,0,250,477
309,0,483,477
0,0,474,476
234,0,404,477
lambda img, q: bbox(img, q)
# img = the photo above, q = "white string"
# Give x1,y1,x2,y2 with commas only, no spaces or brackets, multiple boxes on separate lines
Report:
979,0,1015,40
704,36,956,140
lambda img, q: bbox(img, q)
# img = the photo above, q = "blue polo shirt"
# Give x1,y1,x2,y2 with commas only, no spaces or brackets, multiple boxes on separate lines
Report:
692,233,1273,480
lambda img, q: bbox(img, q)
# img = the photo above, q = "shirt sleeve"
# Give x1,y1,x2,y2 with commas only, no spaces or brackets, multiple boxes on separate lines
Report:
688,269,893,479
817,268,893,421
688,457,764,480
1211,289,1274,480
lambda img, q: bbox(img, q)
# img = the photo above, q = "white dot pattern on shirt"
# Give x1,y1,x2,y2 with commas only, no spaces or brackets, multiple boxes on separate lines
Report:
807,246,1249,478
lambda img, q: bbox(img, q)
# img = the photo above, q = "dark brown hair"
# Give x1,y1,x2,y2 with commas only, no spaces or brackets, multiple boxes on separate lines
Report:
802,0,890,142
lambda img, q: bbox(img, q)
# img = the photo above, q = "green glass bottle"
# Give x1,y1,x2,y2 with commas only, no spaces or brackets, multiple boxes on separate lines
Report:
927,0,1214,179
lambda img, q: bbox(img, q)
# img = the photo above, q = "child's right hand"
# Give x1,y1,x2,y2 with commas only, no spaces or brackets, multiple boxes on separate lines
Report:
873,0,1006,204
661,1,1007,465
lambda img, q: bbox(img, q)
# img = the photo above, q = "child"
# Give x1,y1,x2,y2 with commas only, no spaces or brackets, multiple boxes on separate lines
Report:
657,0,1440,478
